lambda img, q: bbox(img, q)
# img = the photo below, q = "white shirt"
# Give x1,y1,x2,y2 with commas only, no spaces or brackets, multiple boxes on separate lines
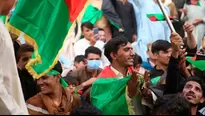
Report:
74,38,110,68
0,20,28,115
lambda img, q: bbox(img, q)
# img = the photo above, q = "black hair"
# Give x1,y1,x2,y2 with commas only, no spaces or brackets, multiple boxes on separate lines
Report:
152,94,191,115
84,46,102,59
104,36,129,63
74,55,85,63
185,76,205,97
16,44,34,62
63,75,79,86
133,54,142,67
151,40,171,54
13,40,21,62
52,61,63,74
70,102,102,115
81,22,94,31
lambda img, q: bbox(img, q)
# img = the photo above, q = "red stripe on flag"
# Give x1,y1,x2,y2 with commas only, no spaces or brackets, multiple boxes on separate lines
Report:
64,0,87,22
149,16,157,21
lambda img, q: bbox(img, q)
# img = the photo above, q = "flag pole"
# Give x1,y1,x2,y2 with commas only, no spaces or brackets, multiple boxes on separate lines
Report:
157,0,176,33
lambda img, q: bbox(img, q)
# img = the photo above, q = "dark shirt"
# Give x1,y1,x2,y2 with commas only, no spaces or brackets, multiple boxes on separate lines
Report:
172,0,186,18
68,66,102,85
18,68,38,101
112,0,137,42
150,66,164,79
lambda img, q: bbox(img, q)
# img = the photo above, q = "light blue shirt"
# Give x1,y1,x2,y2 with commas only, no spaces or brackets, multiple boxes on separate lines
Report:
128,0,171,61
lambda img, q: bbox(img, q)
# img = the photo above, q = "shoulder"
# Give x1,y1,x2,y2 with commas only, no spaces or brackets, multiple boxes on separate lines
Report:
26,93,49,115
26,93,43,107
70,66,86,75
95,41,105,50
98,66,116,78
74,39,86,46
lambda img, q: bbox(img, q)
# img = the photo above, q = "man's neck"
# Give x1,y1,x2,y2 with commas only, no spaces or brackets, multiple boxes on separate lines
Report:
156,62,167,71
149,59,156,67
49,85,63,107
191,105,198,115
87,66,98,77
121,0,127,4
112,62,128,77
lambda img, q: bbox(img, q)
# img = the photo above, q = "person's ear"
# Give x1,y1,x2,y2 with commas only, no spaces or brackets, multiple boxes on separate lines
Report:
153,53,158,59
84,59,88,65
110,52,117,60
56,74,61,82
200,97,205,103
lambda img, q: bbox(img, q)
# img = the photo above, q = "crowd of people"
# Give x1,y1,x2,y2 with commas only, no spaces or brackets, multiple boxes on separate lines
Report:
1,0,205,115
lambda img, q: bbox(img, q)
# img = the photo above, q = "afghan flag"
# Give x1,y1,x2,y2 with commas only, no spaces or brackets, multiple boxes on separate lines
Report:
8,0,88,79
147,14,174,22
186,0,201,6
91,75,144,115
186,56,205,71
82,0,123,29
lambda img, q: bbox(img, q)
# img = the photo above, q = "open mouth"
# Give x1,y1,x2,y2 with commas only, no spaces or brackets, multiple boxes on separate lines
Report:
186,93,196,99
39,85,47,91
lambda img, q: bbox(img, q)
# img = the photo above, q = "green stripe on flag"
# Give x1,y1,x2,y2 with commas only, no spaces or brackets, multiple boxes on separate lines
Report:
82,4,103,25
8,0,86,79
146,14,173,22
91,75,144,115
186,57,205,71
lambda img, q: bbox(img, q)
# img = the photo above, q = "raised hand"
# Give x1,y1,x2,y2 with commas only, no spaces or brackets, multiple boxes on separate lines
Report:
141,71,152,100
128,70,139,98
170,32,184,52
183,22,194,34
192,18,203,26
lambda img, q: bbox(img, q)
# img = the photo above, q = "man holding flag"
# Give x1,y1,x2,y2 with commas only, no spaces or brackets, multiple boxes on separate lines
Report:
91,36,154,115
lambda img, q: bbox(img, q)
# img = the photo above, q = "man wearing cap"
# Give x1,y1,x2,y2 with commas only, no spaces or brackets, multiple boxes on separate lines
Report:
0,0,28,115
26,62,81,115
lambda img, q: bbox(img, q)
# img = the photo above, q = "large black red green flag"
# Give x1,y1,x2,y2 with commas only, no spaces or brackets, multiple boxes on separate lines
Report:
8,0,88,79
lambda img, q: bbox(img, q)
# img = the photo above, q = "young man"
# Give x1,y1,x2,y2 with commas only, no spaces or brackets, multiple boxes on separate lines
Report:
150,40,172,80
92,36,154,115
128,0,171,61
16,44,38,101
74,22,110,68
0,0,28,114
67,46,102,92
74,55,86,70
26,61,81,115
165,32,205,115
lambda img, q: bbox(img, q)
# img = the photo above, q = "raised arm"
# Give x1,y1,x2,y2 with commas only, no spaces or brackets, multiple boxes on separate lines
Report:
164,33,183,94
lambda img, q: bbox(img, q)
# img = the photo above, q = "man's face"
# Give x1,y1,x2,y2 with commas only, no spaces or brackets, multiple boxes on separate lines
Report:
87,53,101,61
74,61,86,69
98,30,106,43
182,81,204,104
18,52,32,70
82,27,93,41
0,0,16,15
155,48,172,66
113,42,135,67
36,74,60,95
